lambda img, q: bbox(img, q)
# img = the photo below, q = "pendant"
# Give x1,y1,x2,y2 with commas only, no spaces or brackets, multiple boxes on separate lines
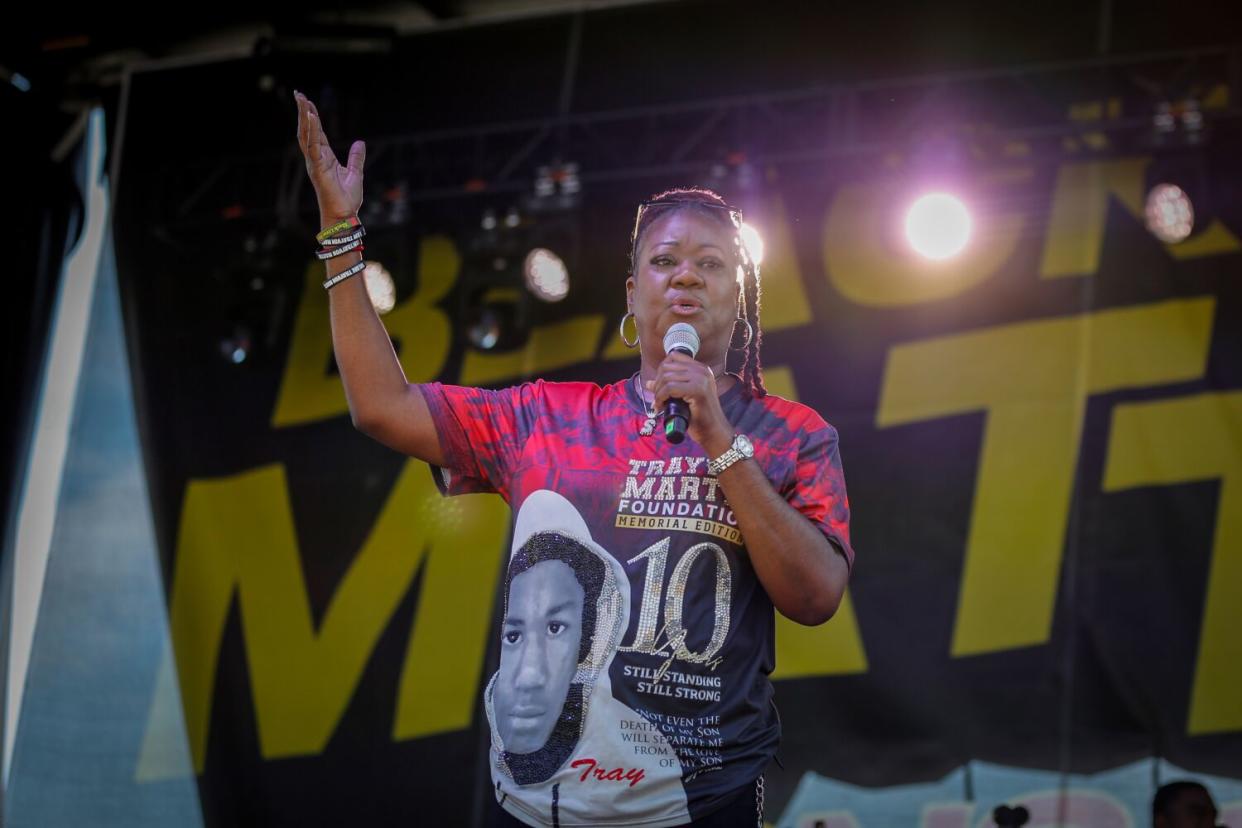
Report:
640,415,657,436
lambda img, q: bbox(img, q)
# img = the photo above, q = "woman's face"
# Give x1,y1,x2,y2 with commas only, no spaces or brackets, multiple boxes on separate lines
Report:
626,208,742,369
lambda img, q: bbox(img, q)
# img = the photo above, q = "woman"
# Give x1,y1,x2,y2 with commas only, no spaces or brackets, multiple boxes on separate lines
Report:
295,91,853,827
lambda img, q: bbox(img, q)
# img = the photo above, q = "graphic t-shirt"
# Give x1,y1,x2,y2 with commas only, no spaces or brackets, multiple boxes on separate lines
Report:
418,376,853,827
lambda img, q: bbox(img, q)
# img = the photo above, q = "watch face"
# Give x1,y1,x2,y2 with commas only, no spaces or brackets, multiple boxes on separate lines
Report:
736,434,754,457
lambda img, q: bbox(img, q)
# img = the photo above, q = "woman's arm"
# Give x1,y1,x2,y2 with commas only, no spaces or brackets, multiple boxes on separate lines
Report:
703,434,850,626
295,91,443,464
321,242,444,465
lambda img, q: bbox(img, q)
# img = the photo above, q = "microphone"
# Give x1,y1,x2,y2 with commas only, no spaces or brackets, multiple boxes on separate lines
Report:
662,323,700,444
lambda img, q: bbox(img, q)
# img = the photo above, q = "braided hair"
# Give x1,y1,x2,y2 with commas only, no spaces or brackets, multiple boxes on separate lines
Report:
629,186,767,399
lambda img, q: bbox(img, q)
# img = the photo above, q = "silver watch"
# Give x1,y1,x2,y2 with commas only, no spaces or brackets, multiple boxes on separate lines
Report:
708,433,754,475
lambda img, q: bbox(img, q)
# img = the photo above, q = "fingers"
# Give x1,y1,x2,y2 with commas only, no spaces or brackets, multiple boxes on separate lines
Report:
305,102,322,154
347,139,366,175
295,91,307,150
647,355,715,411
293,91,341,174
295,91,324,161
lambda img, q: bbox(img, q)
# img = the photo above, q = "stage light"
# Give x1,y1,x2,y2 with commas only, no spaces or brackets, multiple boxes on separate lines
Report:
219,326,252,364
904,193,972,260
535,169,555,198
1152,98,1205,147
531,162,581,210
1144,183,1195,244
360,181,410,229
481,209,498,231
459,206,580,349
467,308,503,350
524,248,569,302
363,260,396,314
739,222,765,266
1144,150,1212,244
559,164,581,196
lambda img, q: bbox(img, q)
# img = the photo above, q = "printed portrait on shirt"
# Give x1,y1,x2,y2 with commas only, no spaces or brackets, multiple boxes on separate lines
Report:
486,494,626,786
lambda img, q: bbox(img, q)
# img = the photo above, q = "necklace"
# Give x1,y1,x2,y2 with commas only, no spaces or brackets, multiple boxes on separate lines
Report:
633,372,659,436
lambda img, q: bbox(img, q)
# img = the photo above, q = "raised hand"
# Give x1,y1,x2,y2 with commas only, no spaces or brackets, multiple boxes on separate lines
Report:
294,90,366,223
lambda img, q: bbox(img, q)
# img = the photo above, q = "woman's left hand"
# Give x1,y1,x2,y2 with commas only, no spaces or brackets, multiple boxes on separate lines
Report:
646,352,734,453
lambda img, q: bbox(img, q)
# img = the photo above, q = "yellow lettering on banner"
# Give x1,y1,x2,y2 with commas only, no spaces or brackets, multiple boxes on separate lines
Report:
773,590,868,679
1067,98,1122,122
823,181,1025,307
745,196,812,330
760,364,869,679
160,460,507,771
760,364,797,402
877,298,1214,656
394,487,510,740
462,315,604,385
271,236,459,427
600,321,638,361
1040,158,1241,279
1103,392,1242,735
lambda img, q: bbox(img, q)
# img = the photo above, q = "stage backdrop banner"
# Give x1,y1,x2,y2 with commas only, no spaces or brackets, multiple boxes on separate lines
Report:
112,61,1242,826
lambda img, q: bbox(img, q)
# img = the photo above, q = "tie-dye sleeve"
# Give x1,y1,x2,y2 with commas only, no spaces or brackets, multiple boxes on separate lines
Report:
415,381,540,501
785,419,855,573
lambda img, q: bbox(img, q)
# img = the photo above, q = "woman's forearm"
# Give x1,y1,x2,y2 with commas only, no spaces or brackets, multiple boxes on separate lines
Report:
705,433,850,625
323,241,404,424
321,217,443,463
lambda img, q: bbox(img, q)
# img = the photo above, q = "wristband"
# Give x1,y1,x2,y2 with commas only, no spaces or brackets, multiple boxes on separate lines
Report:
317,216,361,242
316,238,364,259
323,259,367,290
318,227,365,247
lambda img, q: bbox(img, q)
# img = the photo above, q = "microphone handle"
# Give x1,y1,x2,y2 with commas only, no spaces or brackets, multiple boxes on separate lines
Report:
663,344,695,444
664,399,690,444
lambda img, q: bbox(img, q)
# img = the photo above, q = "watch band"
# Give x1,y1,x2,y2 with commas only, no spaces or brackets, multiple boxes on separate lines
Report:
708,434,753,475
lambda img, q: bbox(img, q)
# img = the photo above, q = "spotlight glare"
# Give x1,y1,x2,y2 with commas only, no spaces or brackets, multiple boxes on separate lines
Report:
1144,183,1195,244
905,193,972,260
524,248,569,302
363,260,396,314
220,328,251,364
739,222,765,266
468,308,502,350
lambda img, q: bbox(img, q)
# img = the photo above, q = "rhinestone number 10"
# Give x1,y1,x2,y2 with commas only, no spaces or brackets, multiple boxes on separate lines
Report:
619,538,733,665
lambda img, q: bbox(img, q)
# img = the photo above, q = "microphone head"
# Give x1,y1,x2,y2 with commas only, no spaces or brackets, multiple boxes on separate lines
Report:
663,322,700,357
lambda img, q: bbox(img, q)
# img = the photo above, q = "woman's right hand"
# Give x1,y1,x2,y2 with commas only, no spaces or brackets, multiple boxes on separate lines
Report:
294,90,366,223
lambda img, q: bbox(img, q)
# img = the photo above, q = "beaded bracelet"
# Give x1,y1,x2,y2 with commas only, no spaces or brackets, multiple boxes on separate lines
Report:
323,259,367,290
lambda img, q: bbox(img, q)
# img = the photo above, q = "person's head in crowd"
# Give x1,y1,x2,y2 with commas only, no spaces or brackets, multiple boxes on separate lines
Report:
1154,780,1221,828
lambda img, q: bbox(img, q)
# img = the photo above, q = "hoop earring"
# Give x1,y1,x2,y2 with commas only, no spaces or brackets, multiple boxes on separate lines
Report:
619,312,640,348
731,316,753,350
